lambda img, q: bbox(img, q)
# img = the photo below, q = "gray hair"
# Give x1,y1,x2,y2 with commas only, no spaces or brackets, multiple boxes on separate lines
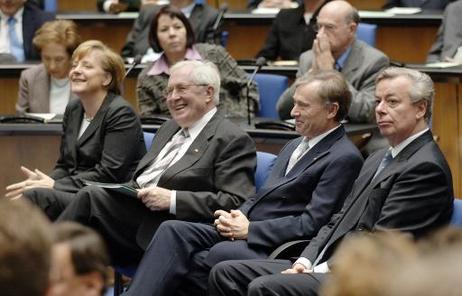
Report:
376,67,434,121
170,60,221,104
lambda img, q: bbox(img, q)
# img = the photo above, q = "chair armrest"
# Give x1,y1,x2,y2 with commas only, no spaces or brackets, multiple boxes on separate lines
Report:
268,240,310,260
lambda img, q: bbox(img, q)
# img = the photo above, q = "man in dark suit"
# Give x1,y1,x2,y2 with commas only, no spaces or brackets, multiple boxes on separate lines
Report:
58,60,257,266
120,70,364,296
121,0,219,59
257,0,331,61
277,0,389,123
427,0,462,63
209,67,454,296
0,0,54,62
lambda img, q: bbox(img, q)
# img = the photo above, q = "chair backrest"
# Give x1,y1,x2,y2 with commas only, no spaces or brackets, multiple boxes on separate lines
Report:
356,23,377,47
255,151,277,191
451,198,462,226
143,132,156,151
254,73,288,119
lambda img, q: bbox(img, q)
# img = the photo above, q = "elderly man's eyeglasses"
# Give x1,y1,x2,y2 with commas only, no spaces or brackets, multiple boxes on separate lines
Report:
164,83,209,98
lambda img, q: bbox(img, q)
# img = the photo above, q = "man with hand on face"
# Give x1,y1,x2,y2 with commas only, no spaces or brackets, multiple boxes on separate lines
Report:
118,70,363,296
58,60,257,267
209,67,454,296
277,0,389,123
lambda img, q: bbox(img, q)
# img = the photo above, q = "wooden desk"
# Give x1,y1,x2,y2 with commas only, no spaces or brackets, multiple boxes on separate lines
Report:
57,10,442,63
0,122,375,197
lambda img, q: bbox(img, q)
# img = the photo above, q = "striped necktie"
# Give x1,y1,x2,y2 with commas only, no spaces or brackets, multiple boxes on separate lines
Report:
7,17,25,62
136,129,189,187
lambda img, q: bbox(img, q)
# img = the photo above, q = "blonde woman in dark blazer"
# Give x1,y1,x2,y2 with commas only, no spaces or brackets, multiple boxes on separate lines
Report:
6,40,146,220
16,20,80,114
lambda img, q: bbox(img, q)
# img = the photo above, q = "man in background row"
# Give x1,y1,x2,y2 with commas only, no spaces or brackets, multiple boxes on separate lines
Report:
0,0,54,63
277,0,389,124
427,0,462,63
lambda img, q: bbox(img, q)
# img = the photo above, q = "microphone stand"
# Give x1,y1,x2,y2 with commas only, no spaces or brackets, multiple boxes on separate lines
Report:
246,57,266,125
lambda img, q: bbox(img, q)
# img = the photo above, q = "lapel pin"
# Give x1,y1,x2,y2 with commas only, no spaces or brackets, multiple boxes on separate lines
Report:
193,148,199,153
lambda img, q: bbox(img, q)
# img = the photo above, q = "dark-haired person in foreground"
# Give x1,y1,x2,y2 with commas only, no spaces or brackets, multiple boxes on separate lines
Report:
48,222,109,296
121,70,364,296
209,67,454,296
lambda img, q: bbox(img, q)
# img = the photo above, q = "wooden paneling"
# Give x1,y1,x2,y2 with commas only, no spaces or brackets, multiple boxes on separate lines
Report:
432,82,461,197
58,0,97,11
0,78,19,114
376,26,438,63
0,135,60,198
78,21,132,53
225,22,270,59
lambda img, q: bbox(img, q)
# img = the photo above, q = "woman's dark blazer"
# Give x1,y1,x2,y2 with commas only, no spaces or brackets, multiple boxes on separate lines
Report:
51,92,146,193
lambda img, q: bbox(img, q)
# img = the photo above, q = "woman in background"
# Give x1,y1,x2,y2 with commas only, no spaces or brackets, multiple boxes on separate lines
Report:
16,20,81,115
137,5,259,118
6,40,146,220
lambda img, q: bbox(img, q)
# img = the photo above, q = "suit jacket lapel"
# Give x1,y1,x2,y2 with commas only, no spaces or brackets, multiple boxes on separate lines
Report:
133,120,181,179
248,126,346,209
67,102,84,164
324,130,434,251
77,93,115,146
341,40,361,77
158,113,221,185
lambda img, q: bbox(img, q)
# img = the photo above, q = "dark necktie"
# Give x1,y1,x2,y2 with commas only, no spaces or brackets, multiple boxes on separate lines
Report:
373,149,393,180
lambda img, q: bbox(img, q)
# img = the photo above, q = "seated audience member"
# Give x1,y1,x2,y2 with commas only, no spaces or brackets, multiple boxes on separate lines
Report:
48,222,110,296
6,40,146,220
382,0,453,10
0,199,52,296
97,0,144,13
16,20,81,114
0,0,54,62
209,67,454,296
277,0,389,122
120,70,364,296
58,60,257,266
427,0,462,63
121,0,219,59
320,232,418,296
257,0,331,61
136,5,258,118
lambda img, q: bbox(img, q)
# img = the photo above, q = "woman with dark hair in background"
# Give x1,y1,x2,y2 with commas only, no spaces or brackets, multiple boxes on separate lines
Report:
6,40,146,220
136,5,259,118
16,20,80,114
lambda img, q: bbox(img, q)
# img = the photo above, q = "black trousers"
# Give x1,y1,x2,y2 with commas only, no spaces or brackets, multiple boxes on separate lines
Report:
24,187,76,220
57,185,147,265
123,220,267,296
209,259,326,296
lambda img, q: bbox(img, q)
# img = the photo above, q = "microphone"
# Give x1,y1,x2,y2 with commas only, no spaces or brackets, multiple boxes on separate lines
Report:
246,57,266,125
124,54,143,78
212,3,228,44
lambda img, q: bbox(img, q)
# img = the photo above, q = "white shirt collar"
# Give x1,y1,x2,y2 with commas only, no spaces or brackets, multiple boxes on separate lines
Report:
185,107,217,141
304,125,341,149
390,128,429,158
0,6,24,22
